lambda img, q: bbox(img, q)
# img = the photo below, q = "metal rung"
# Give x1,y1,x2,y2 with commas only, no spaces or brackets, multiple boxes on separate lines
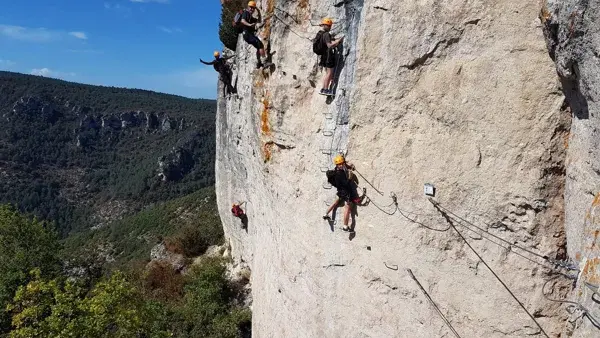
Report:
323,130,334,137
319,167,329,172
320,148,332,155
324,113,333,119
323,182,332,189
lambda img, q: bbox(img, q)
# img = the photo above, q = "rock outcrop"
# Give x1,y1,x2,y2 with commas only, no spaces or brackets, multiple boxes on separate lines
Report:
215,0,597,336
542,0,600,336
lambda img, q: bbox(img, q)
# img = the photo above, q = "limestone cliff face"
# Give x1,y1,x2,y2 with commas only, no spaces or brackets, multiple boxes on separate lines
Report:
542,0,600,336
216,0,578,336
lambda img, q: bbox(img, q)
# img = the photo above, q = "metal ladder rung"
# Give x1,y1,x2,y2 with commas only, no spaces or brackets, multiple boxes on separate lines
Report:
322,182,333,189
324,113,333,119
323,130,334,137
320,148,332,155
319,167,329,172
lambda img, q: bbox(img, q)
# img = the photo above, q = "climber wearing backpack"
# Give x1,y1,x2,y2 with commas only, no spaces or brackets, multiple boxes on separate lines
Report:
200,51,235,95
323,154,361,232
237,1,269,68
313,18,344,96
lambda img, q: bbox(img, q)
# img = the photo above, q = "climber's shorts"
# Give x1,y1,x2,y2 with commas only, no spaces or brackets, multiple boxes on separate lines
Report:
319,48,336,69
243,32,264,50
337,189,358,203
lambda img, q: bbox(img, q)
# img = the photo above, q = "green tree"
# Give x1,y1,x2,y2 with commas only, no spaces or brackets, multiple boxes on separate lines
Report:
0,205,61,333
7,270,171,338
219,0,246,50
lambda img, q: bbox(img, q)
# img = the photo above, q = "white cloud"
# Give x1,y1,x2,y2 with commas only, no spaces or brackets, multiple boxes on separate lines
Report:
158,26,182,34
30,68,76,79
0,25,58,42
69,31,87,40
130,0,170,3
0,59,15,68
66,49,103,54
0,24,88,42
104,3,132,16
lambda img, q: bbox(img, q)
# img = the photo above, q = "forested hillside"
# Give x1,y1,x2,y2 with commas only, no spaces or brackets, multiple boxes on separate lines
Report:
0,71,216,236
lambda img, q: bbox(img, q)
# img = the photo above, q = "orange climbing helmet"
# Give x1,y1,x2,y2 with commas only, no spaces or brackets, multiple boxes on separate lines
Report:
248,1,256,7
333,154,345,165
214,51,220,58
321,18,333,26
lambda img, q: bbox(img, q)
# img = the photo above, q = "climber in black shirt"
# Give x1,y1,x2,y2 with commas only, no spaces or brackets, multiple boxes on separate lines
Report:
200,51,235,95
323,154,363,232
318,18,344,96
240,1,268,68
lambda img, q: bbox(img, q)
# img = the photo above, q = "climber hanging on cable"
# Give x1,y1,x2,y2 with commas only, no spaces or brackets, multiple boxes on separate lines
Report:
323,154,362,232
200,51,236,96
231,202,248,229
313,18,344,96
239,1,270,68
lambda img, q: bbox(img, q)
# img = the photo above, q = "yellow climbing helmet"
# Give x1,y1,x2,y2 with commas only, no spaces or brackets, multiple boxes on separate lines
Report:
248,1,257,7
321,18,333,26
333,154,345,165
213,51,220,58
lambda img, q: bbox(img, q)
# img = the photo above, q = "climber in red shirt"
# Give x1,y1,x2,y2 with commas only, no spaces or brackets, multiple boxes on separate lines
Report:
231,202,245,218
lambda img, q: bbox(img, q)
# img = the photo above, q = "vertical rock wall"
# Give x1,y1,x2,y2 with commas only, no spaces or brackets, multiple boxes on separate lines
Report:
542,0,600,336
216,0,578,336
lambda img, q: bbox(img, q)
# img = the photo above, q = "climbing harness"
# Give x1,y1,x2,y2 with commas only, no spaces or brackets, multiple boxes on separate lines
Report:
407,268,462,338
352,169,383,196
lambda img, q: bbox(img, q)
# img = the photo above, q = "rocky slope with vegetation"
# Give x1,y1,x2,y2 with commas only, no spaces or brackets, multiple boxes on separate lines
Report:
0,71,216,236
0,71,253,337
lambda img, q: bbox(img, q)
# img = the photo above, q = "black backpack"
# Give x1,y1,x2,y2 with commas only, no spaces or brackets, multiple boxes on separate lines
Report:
232,9,245,34
312,31,327,55
326,169,338,188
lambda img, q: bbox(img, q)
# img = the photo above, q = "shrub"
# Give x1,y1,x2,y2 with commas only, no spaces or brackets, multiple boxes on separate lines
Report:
180,257,251,337
0,205,61,333
142,261,185,302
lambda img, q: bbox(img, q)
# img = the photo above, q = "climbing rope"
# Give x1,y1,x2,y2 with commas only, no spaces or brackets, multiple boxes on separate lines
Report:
542,276,600,330
269,11,312,41
442,212,551,337
407,268,463,338
430,199,579,273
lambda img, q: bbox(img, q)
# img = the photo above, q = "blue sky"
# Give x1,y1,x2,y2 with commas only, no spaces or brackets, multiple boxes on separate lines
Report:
0,0,224,99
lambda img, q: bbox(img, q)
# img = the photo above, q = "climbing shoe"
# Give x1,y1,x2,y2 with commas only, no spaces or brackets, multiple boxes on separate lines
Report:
323,215,331,220
342,225,350,232
319,88,328,96
325,89,335,96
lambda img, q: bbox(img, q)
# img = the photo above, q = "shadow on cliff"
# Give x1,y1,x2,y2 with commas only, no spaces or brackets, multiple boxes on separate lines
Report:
327,42,346,105
561,74,589,119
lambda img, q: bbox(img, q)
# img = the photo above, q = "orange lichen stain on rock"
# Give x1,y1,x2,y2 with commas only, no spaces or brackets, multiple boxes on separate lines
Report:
539,1,552,24
592,192,600,207
262,0,276,41
563,132,570,149
581,258,600,285
262,142,274,162
593,230,600,249
260,95,271,135
576,251,582,261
